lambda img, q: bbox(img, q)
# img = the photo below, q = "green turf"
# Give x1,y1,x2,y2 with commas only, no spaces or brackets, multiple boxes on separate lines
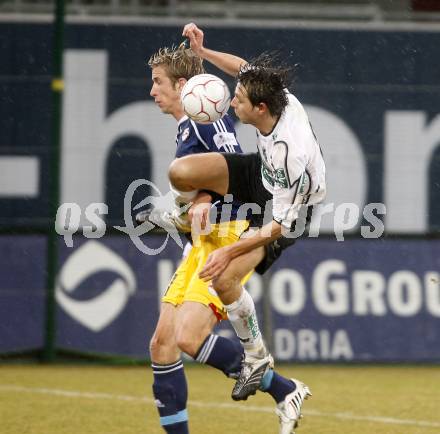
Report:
0,364,439,434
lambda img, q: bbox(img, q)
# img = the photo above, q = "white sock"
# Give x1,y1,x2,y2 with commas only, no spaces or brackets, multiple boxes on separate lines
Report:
169,184,198,205
225,288,267,358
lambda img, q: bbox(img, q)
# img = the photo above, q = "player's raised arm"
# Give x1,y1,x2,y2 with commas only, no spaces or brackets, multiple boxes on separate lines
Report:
183,22,247,77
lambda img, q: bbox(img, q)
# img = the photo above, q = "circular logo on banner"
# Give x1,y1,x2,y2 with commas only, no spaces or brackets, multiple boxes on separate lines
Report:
56,240,136,332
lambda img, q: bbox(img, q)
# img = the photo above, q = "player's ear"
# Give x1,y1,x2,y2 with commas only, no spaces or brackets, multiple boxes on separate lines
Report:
176,78,187,92
257,102,269,115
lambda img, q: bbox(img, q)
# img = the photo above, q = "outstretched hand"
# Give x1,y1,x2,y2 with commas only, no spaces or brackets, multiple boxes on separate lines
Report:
199,246,233,282
182,22,205,56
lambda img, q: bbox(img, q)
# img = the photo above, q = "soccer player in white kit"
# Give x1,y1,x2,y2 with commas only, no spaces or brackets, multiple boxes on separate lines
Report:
167,23,326,433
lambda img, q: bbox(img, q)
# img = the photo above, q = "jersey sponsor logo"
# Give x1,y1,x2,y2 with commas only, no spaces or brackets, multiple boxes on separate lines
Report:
261,162,289,189
274,168,289,188
213,131,238,152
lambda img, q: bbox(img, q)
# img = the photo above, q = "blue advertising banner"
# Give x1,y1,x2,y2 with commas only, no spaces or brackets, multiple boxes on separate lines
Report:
1,235,439,361
0,236,47,353
54,235,182,357
271,239,440,362
51,236,440,362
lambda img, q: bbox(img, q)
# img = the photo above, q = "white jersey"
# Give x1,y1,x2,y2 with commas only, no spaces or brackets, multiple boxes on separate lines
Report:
256,91,326,229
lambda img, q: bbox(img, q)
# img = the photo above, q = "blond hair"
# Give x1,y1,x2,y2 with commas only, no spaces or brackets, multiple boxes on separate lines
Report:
148,45,204,84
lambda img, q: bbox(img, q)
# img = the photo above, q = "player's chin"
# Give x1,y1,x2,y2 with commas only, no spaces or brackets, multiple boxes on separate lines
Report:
159,106,171,114
155,102,168,113
233,110,244,121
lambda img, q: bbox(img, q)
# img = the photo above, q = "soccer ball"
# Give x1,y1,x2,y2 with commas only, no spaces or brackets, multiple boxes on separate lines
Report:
181,74,231,124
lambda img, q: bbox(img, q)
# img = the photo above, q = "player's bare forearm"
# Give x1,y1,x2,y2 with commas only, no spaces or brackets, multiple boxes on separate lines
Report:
182,22,246,77
198,220,282,281
200,48,247,77
226,220,282,260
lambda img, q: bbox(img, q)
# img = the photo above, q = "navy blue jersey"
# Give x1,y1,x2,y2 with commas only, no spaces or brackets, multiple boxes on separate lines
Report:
175,115,246,222
175,114,242,157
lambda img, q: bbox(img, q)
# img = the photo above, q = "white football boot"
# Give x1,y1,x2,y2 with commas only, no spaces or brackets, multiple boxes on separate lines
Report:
276,378,312,434
135,207,191,233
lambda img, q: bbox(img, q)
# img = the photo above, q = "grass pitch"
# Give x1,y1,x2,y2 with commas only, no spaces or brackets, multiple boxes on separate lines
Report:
1,364,439,434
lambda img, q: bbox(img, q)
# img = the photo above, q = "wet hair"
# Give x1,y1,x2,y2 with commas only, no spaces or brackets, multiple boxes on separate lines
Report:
237,52,292,117
148,44,205,84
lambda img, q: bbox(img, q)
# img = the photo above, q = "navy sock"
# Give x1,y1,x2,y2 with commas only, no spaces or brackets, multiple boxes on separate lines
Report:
151,359,189,434
195,334,244,378
260,370,296,403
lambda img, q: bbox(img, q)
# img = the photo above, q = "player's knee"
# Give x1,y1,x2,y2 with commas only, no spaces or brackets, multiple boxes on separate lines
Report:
169,158,193,190
149,331,173,360
212,272,241,296
148,334,162,359
175,330,199,357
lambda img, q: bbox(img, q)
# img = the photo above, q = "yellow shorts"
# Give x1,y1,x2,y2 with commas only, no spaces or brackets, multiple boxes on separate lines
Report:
162,220,252,321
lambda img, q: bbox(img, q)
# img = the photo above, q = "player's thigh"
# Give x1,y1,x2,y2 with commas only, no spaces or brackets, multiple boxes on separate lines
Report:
169,153,229,195
149,302,180,362
175,301,218,353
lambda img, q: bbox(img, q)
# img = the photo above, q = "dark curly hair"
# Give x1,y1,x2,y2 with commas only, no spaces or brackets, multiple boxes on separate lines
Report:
237,52,293,118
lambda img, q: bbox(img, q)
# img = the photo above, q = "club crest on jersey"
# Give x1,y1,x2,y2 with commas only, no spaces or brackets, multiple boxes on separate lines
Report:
181,127,190,141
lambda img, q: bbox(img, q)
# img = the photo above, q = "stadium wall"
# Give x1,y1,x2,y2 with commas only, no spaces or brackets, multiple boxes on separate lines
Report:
1,20,439,362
